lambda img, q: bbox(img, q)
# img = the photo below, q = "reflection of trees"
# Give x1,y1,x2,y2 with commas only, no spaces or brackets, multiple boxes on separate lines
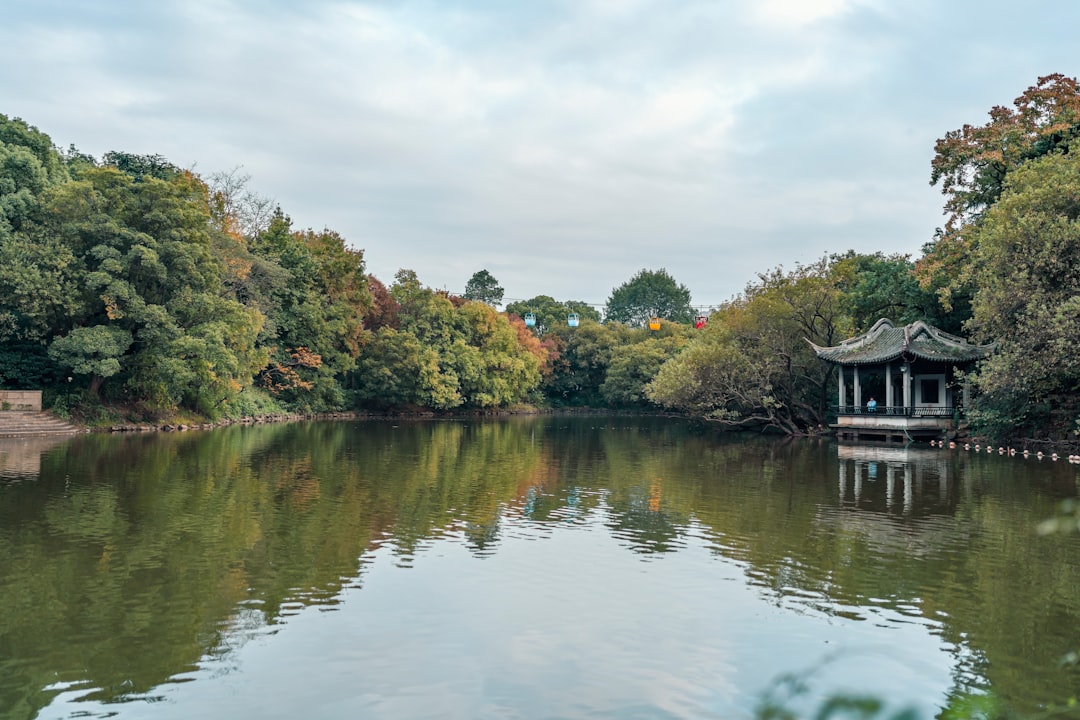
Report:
2,419,1080,717
0,419,546,717
517,423,1080,714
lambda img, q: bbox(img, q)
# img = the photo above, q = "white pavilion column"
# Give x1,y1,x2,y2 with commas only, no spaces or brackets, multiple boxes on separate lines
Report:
903,464,913,514
886,464,896,507
902,362,912,410
885,362,892,412
838,366,846,409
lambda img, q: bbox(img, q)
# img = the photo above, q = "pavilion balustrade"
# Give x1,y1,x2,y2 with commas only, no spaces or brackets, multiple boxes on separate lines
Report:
833,405,960,418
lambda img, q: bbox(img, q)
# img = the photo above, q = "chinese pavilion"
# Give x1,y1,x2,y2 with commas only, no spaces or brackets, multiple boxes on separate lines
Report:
810,319,995,443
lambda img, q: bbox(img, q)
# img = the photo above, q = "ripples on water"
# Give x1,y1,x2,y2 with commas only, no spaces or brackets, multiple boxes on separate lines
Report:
4,419,1080,719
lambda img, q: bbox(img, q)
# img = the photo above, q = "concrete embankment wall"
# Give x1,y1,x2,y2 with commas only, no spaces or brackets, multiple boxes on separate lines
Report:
0,390,42,412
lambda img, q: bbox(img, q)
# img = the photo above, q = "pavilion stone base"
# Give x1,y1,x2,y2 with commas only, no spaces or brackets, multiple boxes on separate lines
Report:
832,416,955,444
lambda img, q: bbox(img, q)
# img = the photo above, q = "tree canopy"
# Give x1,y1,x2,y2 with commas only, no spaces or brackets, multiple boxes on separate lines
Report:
604,268,693,327
918,73,1080,311
463,269,504,306
964,150,1080,441
505,295,600,335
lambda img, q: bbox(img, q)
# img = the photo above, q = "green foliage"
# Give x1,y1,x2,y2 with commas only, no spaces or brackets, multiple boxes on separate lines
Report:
102,151,180,181
604,267,694,327
22,165,267,414
648,260,846,433
48,325,133,385
0,341,64,389
601,333,689,406
353,272,542,410
218,386,286,419
505,295,600,335
542,320,626,406
965,150,1080,441
352,327,428,408
463,268,505,305
919,73,1080,313
239,213,371,411
0,115,68,239
831,251,966,334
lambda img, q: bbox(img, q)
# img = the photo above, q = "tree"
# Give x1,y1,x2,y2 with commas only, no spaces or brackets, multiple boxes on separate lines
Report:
245,213,371,410
964,150,1080,441
830,251,965,334
647,260,846,434
918,74,1080,311
604,268,693,327
206,166,275,240
505,295,600,335
541,320,628,406
601,335,688,406
353,270,542,410
463,269,504,306
33,165,266,413
48,325,132,396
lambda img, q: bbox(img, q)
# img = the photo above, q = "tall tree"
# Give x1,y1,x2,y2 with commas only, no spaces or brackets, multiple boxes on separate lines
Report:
36,165,266,412
831,251,965,334
604,268,693,327
463,269,505,306
647,260,846,434
246,213,371,410
964,150,1080,441
354,270,541,410
918,74,1080,311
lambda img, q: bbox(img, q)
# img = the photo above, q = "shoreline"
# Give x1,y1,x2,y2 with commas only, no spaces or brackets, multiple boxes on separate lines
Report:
101,405,658,433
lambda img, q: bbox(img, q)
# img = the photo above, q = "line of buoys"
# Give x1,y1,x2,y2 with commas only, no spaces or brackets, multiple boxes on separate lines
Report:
928,440,1080,462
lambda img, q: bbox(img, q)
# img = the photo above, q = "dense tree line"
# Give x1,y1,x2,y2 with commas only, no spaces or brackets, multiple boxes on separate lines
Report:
2,73,1078,441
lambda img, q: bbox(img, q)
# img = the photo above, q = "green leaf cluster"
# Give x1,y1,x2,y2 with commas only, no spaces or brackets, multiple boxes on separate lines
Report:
604,267,694,327
352,270,542,409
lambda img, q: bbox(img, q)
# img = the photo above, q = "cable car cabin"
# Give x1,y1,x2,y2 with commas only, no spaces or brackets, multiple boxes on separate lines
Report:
524,313,537,328
567,312,580,328
648,318,661,331
694,315,708,329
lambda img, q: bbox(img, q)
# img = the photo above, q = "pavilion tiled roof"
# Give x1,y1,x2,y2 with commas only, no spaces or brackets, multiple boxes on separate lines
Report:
809,318,994,366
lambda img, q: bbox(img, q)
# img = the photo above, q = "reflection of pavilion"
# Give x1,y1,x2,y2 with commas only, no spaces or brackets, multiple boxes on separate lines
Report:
825,444,969,558
836,444,952,514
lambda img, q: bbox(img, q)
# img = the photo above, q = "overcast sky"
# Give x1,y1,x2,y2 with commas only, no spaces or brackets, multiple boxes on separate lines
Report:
2,0,1077,307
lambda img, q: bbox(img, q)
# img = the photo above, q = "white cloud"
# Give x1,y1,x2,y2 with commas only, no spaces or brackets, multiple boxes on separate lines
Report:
751,0,858,28
0,0,1074,302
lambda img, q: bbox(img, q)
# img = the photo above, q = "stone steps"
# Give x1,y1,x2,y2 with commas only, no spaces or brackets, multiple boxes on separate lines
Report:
0,411,81,437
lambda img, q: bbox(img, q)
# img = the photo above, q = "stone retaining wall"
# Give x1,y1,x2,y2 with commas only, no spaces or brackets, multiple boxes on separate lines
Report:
0,390,42,412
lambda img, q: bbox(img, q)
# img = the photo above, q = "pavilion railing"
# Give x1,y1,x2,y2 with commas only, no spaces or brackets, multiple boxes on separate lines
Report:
833,405,961,418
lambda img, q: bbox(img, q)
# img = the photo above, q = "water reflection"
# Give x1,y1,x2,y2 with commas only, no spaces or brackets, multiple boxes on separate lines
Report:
0,436,70,480
2,419,1080,719
837,444,954,513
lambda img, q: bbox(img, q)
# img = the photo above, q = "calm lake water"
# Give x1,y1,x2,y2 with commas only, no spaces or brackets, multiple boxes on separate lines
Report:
2,417,1080,719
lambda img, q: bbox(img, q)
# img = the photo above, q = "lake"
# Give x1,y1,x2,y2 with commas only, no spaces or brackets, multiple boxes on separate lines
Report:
2,416,1079,719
